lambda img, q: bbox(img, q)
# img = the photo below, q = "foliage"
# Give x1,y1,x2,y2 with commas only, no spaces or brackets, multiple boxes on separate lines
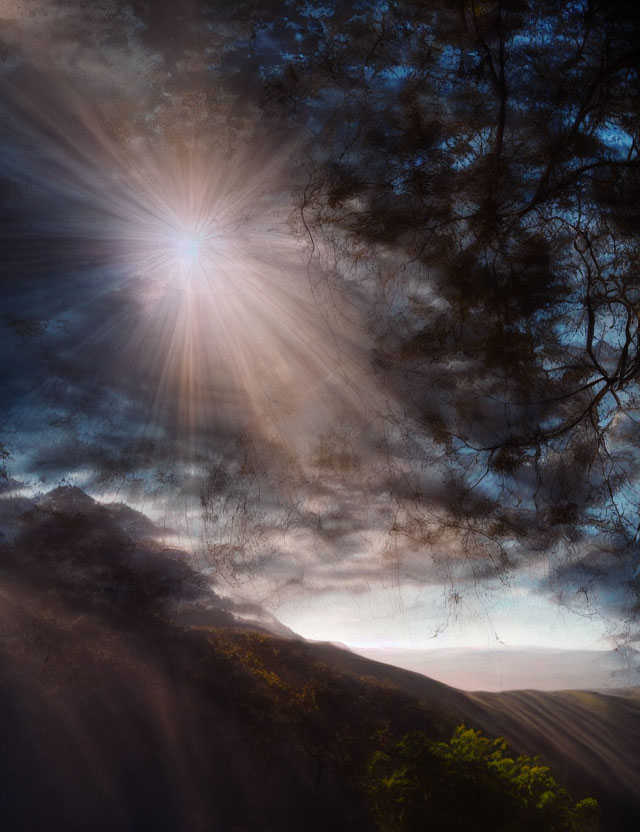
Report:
367,725,598,832
240,0,640,617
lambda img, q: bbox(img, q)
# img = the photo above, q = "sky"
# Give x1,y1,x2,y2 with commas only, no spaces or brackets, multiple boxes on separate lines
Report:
0,0,638,671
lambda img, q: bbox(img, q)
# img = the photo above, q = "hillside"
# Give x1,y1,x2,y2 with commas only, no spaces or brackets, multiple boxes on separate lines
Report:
1,488,638,831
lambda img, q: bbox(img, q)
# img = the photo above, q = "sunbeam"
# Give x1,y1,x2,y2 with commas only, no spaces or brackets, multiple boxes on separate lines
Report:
0,31,377,459
3,0,639,714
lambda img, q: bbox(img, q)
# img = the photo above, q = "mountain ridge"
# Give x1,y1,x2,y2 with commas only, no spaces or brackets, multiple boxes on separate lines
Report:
1,487,638,830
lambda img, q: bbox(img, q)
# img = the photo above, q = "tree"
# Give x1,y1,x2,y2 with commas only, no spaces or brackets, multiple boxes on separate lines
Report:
367,724,599,832
249,0,640,617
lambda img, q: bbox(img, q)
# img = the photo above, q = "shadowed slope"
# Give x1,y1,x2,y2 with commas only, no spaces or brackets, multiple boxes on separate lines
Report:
1,488,638,831
460,688,640,832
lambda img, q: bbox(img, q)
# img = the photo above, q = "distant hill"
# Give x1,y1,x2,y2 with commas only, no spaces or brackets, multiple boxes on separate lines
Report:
353,645,640,692
1,487,638,831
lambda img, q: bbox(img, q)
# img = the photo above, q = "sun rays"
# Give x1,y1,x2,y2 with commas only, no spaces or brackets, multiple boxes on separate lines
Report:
103,143,368,447
0,33,373,455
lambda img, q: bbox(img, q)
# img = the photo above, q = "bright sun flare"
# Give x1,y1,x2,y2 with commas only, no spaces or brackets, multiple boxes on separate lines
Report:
164,218,222,277
103,149,369,441
174,230,203,267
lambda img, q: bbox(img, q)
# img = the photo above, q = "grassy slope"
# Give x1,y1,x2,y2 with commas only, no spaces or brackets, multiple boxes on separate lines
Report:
311,644,640,830
1,489,638,831
0,583,454,832
2,597,639,831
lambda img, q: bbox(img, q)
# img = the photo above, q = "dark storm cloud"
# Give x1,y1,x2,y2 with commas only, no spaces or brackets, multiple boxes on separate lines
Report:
543,541,639,624
1,485,206,606
0,483,293,633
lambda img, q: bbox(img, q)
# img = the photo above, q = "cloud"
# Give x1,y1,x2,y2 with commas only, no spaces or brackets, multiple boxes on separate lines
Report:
0,0,637,646
0,483,301,638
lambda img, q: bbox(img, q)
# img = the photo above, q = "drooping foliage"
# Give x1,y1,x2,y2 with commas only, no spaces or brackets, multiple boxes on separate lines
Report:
239,0,640,611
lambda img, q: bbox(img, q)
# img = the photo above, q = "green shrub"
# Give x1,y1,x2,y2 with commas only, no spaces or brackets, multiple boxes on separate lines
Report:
367,725,598,832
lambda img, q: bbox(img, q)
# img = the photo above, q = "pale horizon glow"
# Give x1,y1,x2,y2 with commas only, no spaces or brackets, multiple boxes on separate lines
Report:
268,585,612,653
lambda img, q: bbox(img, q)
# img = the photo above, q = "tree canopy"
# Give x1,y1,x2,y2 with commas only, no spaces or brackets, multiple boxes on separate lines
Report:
368,724,599,831
242,0,640,617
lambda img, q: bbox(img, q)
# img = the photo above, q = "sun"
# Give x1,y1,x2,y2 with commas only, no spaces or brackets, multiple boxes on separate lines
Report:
167,220,221,277
122,202,226,289
174,229,203,266
102,145,368,442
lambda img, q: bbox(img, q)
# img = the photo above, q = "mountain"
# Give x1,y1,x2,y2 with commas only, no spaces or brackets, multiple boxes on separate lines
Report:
0,488,638,831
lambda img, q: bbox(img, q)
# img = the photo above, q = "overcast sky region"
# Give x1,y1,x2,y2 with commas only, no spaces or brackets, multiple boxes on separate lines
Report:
1,0,639,687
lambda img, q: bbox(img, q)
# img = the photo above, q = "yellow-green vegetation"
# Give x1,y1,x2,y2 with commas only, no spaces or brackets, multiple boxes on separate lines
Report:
201,628,446,772
368,725,599,832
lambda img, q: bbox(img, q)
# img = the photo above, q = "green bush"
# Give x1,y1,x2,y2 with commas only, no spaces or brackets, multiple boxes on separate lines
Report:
367,725,598,832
